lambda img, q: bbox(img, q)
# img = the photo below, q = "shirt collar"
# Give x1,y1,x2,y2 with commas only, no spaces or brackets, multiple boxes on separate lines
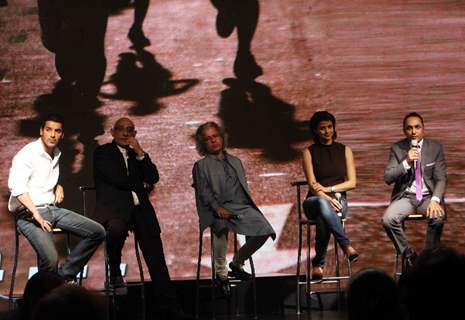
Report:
418,139,424,148
116,144,128,156
206,151,228,161
35,138,61,161
405,138,424,148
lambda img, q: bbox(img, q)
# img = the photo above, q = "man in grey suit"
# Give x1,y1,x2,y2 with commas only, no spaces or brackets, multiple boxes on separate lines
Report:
192,122,275,294
382,112,446,270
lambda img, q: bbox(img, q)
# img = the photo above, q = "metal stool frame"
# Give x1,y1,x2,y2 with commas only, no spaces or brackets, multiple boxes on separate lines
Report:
292,180,353,315
9,216,72,311
79,186,146,320
195,227,258,320
392,213,426,278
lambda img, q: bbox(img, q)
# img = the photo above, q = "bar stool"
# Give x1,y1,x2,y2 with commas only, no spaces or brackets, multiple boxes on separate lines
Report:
292,180,353,315
79,186,146,320
392,213,426,278
195,226,258,319
8,216,72,311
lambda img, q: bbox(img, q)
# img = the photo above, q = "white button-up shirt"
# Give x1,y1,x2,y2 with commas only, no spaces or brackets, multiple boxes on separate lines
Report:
116,145,141,206
8,138,61,212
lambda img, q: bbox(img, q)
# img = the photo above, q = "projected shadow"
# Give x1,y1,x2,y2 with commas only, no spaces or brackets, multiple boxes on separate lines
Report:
218,79,309,162
100,49,200,115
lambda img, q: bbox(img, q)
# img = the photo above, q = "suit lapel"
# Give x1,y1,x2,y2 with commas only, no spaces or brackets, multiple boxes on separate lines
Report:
111,142,129,175
420,139,429,170
398,139,413,184
400,139,410,158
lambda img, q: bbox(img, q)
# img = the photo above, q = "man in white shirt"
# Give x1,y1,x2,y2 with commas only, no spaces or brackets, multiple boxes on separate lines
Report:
382,112,447,271
8,114,105,282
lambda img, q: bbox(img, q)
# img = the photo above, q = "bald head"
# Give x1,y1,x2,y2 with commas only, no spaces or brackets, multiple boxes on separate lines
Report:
114,117,134,129
111,117,137,147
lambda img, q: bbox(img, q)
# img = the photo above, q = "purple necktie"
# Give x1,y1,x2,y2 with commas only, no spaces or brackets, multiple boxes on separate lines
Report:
415,155,423,201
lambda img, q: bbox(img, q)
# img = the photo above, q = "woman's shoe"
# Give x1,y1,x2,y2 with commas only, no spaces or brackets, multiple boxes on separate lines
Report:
311,266,324,280
342,245,359,263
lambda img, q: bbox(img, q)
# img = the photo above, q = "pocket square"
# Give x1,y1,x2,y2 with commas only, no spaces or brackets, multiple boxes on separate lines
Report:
425,162,435,167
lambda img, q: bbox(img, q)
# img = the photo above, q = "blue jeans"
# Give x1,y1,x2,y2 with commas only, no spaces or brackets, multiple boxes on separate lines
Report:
303,195,350,267
17,205,105,279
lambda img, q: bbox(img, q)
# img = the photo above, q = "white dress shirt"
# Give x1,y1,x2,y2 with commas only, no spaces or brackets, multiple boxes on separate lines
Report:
8,138,61,212
116,145,142,206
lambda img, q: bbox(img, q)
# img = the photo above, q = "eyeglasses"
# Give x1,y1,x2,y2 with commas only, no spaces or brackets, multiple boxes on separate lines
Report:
114,126,136,134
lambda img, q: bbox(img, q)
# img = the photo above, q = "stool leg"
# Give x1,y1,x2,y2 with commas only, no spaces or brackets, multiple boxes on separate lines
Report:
9,225,19,311
210,229,216,320
346,255,352,277
103,238,115,320
234,234,239,317
195,229,203,319
134,234,146,320
249,256,258,320
394,252,399,279
296,221,302,315
306,223,312,313
334,237,341,310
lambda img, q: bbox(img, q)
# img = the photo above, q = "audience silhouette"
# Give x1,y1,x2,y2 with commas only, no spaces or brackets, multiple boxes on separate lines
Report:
347,268,402,320
399,246,465,320
32,285,104,320
15,271,64,320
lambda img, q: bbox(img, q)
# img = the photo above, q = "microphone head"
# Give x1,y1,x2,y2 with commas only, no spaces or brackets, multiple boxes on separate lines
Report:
411,139,418,147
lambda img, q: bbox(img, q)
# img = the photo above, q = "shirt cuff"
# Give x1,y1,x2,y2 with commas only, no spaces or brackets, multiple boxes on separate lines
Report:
431,196,441,203
10,187,28,197
402,159,411,171
136,153,146,161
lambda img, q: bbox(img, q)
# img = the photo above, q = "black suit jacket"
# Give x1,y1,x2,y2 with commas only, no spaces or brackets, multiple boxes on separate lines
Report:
92,141,161,233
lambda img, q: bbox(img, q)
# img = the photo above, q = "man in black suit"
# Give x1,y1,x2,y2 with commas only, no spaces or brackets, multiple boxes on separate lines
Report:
382,112,447,271
93,117,182,317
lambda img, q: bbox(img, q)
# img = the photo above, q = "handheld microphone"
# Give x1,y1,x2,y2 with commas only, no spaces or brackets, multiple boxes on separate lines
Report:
229,213,242,220
214,212,242,220
411,139,419,170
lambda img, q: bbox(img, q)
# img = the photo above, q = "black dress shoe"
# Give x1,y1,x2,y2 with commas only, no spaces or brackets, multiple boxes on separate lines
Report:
215,277,231,296
228,262,252,280
402,247,417,274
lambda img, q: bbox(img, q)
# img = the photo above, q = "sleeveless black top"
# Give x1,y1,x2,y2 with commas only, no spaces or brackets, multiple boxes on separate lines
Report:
309,141,347,187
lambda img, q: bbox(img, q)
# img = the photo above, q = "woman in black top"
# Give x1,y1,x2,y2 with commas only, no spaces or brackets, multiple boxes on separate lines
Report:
302,111,359,280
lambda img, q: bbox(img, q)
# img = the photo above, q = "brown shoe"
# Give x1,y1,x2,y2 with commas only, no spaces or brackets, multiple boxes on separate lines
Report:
311,266,324,280
342,245,359,263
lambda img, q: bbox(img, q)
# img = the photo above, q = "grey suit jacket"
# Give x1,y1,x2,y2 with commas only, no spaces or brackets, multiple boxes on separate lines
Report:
192,152,261,232
384,138,447,201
